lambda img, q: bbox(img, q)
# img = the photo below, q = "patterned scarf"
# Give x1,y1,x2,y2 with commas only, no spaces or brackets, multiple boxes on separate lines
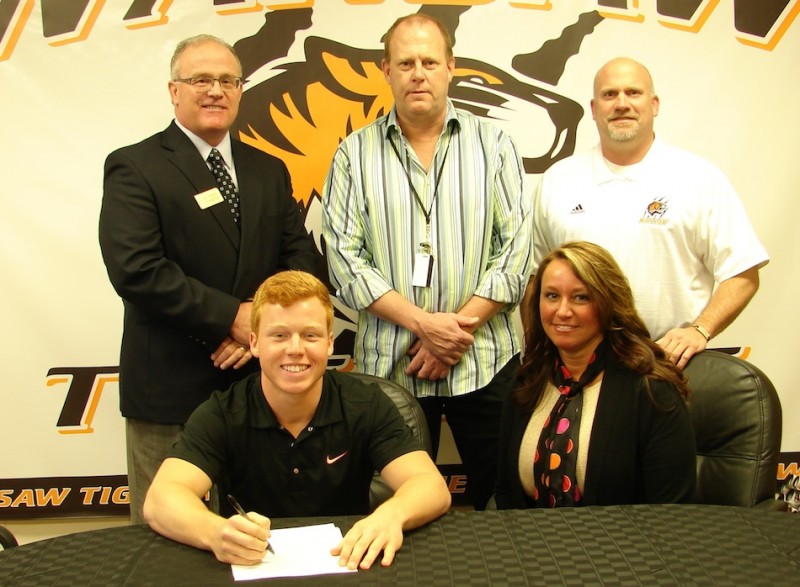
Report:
533,339,608,507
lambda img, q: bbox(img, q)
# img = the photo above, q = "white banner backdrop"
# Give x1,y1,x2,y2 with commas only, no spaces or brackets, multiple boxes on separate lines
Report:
1,0,798,517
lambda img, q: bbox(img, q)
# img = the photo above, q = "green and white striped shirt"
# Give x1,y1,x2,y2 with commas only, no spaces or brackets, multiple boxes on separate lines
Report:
322,101,533,398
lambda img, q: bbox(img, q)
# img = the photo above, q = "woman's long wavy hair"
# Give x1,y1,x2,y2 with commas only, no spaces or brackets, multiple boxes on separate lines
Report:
515,241,688,413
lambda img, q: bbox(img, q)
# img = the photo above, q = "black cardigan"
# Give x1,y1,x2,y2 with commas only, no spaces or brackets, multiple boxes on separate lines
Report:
495,359,696,509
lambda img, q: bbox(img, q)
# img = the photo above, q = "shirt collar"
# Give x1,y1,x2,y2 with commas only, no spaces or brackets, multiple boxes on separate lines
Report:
592,136,663,185
174,118,234,169
384,99,461,140
246,372,344,430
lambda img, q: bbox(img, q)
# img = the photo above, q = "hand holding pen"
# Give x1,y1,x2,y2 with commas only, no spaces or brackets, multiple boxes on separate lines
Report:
227,494,275,555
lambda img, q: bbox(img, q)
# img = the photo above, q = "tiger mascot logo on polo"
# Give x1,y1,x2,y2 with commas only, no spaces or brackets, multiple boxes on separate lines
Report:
231,6,603,366
645,198,669,219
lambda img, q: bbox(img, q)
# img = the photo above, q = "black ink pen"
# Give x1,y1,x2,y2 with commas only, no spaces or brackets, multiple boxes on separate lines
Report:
227,493,275,554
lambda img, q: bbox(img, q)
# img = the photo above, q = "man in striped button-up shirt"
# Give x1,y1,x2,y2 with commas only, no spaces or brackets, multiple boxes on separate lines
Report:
322,13,533,510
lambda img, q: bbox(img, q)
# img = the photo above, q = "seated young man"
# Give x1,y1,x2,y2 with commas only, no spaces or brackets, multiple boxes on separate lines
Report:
143,271,451,570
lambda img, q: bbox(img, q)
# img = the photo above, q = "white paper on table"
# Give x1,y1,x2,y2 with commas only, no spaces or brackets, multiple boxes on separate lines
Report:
231,523,356,581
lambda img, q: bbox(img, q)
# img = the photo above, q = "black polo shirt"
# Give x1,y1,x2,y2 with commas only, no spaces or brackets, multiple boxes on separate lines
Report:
170,370,422,518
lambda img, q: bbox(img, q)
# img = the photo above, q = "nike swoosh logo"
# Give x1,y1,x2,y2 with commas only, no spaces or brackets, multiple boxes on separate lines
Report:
326,451,348,465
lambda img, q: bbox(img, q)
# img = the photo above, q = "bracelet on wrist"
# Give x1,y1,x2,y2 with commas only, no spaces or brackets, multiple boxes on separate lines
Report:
692,324,711,341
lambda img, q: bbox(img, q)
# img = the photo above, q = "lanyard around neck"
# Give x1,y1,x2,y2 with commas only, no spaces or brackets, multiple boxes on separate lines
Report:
388,127,452,231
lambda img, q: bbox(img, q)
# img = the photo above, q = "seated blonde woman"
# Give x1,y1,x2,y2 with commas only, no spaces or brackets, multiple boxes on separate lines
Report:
496,241,695,508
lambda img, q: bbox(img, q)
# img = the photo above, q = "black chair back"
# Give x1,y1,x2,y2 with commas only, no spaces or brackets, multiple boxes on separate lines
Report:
344,371,432,510
0,525,18,550
684,350,782,507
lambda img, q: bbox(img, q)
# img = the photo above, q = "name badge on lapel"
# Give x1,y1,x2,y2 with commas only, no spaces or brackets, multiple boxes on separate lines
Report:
194,187,224,210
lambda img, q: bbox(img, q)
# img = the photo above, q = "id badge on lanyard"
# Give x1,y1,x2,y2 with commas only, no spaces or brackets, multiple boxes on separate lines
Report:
390,129,451,289
412,239,433,288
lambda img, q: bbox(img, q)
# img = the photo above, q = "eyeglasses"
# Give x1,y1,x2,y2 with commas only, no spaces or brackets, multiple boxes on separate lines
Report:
173,76,244,91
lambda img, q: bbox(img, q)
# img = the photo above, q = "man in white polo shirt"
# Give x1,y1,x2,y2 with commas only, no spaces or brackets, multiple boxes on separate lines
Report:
533,57,768,369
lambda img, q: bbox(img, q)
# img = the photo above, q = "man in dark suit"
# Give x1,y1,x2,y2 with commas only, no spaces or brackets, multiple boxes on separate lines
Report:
99,34,320,523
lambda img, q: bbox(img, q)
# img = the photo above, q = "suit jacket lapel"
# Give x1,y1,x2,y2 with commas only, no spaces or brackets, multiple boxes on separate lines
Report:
162,122,241,249
230,140,264,289
582,361,632,503
231,139,260,239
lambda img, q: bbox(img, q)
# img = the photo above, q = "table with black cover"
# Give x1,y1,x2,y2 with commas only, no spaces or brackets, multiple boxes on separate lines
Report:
1,504,798,586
